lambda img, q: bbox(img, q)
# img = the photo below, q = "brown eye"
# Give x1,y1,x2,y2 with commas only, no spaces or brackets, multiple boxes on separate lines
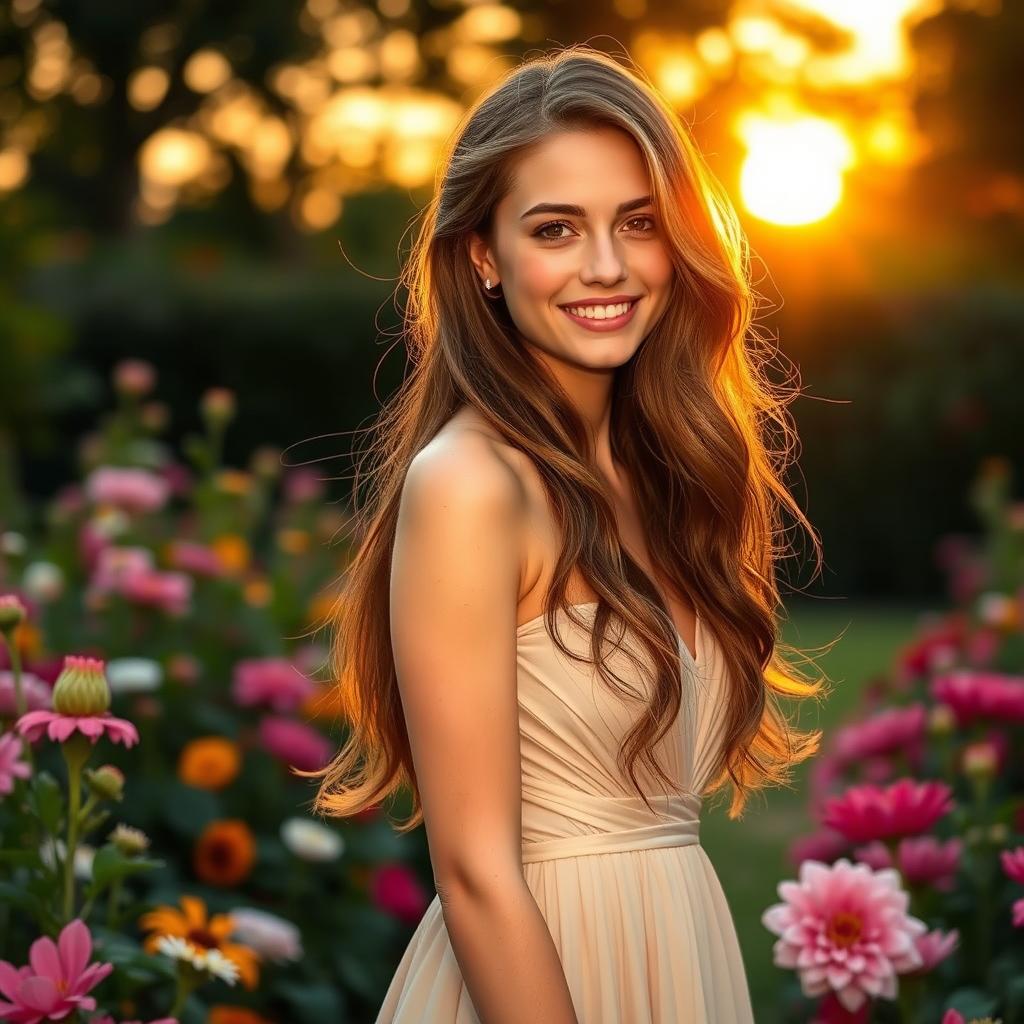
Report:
624,215,655,233
534,220,573,240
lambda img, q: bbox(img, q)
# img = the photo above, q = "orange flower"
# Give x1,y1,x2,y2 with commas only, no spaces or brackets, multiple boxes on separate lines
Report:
178,737,241,791
210,534,250,575
194,819,256,887
208,1008,274,1024
139,895,260,989
300,683,345,723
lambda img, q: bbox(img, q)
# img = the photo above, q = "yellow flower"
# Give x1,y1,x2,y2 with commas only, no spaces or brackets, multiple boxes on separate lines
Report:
139,895,260,989
178,737,241,791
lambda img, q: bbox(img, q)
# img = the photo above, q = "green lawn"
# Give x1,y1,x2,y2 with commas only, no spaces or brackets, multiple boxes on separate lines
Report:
700,600,930,1022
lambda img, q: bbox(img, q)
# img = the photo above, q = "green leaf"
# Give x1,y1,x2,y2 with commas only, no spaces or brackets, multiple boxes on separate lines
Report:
274,980,347,1023
84,845,164,897
944,987,999,1019
29,772,64,833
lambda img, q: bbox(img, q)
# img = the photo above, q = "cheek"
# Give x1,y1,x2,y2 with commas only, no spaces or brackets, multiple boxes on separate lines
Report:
510,248,565,301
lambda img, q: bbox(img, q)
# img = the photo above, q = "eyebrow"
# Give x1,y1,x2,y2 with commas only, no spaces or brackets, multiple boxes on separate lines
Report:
519,194,654,220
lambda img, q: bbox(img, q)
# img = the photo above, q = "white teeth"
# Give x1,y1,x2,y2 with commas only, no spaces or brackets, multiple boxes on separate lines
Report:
565,301,632,319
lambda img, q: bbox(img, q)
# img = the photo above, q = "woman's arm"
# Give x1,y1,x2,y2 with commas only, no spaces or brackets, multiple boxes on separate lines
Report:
389,434,579,1024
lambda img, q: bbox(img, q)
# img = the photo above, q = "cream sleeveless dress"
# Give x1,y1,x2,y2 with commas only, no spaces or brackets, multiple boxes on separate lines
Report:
375,601,756,1023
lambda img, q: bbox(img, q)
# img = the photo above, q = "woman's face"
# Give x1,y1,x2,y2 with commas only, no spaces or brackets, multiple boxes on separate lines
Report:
469,126,674,370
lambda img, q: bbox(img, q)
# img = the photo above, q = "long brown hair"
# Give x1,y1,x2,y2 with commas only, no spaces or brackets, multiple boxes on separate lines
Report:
300,45,828,829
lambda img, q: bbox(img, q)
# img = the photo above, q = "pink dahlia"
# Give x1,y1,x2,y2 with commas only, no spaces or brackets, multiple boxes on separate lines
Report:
84,466,169,515
831,705,927,767
788,829,849,868
930,669,1024,727
822,778,954,845
0,732,31,796
233,658,316,713
0,918,113,1023
258,715,330,772
762,858,927,1013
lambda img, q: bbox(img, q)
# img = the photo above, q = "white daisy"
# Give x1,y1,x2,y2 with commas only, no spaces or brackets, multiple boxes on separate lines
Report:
154,934,197,964
106,657,164,695
196,948,240,985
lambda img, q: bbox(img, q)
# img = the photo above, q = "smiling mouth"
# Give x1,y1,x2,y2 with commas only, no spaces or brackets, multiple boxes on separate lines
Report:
559,298,641,330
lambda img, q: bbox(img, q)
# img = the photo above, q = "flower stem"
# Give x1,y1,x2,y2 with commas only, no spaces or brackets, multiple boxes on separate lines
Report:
168,962,201,1016
61,735,92,923
3,636,34,772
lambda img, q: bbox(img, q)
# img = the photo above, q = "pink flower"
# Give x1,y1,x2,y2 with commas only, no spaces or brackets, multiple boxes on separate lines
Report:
0,732,31,796
789,829,848,868
761,858,927,1013
943,1012,966,1024
166,541,225,579
370,863,429,924
0,671,51,716
1000,845,1024,884
258,715,330,772
112,358,156,397
283,468,325,504
822,779,954,844
929,669,1024,727
92,1018,176,1024
119,570,192,616
16,710,138,748
909,928,958,973
233,658,316,713
87,546,154,596
831,705,927,767
84,466,169,514
1013,898,1024,928
0,918,113,1023
852,842,893,872
897,835,963,891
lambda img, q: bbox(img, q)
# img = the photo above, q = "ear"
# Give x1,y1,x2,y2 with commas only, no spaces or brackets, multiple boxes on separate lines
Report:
467,231,499,288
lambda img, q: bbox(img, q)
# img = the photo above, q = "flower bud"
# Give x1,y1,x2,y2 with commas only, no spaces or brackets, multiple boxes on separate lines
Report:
109,822,150,855
201,387,236,425
0,594,27,632
962,740,998,780
85,763,125,801
927,703,956,737
113,358,156,397
52,655,111,716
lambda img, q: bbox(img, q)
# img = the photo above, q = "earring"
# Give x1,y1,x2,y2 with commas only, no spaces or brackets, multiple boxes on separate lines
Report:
482,276,502,298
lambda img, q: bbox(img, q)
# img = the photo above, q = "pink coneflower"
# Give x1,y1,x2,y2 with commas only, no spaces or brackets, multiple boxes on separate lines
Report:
930,669,1024,727
831,705,927,767
822,778,954,845
854,836,962,891
15,656,139,748
84,466,170,515
0,918,114,1022
370,863,429,925
167,540,225,578
909,928,958,973
0,670,52,716
233,658,316,713
0,732,31,796
762,858,927,1013
258,715,330,772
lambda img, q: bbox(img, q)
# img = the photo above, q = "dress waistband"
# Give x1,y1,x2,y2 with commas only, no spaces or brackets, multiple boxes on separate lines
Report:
519,789,702,864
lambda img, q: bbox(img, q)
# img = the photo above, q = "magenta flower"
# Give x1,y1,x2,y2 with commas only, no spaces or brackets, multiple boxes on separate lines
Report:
84,466,169,514
930,669,1024,727
370,863,430,925
909,928,958,973
0,732,31,796
1001,845,1024,884
0,918,113,1023
1014,898,1024,928
822,779,954,845
119,570,192,617
832,705,927,767
233,658,316,713
16,711,139,748
258,715,330,772
942,1011,966,1024
762,858,927,1013
0,671,51,716
854,836,961,891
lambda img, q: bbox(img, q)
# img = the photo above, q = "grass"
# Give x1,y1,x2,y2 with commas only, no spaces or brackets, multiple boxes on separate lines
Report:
699,599,932,1022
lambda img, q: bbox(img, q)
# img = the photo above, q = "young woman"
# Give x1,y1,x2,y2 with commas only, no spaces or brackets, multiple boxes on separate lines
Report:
305,45,825,1024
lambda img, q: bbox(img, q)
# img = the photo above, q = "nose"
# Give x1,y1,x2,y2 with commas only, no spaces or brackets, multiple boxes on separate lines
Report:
580,232,627,287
